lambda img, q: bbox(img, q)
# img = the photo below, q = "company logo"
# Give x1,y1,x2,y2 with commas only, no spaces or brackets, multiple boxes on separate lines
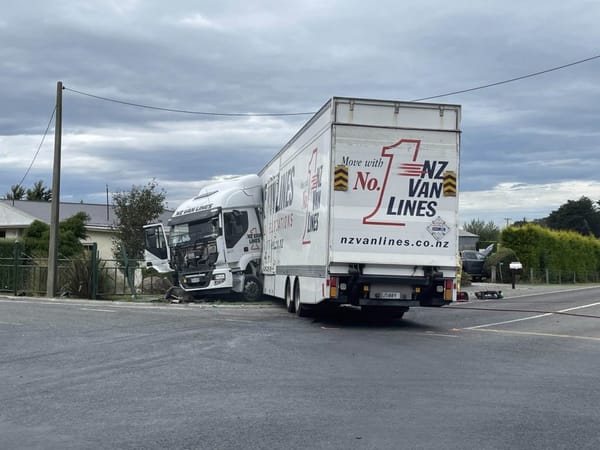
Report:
302,148,323,245
247,227,261,250
351,139,451,226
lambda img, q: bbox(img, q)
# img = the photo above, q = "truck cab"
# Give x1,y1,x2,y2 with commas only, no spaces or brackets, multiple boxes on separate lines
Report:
144,175,263,301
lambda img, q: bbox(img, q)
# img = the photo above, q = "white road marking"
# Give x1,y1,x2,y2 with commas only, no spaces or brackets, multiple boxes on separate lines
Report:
423,331,459,338
468,328,600,342
80,308,116,313
466,301,600,330
467,313,552,329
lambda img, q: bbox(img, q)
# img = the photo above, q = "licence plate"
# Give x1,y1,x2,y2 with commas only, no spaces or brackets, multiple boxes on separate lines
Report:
189,277,201,283
373,292,402,300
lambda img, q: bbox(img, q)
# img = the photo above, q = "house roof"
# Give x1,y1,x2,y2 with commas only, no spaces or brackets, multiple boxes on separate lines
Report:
0,200,172,230
0,202,38,228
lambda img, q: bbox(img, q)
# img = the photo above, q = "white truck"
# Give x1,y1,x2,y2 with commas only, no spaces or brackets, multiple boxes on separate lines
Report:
145,97,461,317
261,97,461,317
144,174,264,301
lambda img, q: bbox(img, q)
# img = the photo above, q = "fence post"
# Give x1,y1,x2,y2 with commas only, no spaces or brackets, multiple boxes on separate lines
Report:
120,245,137,300
90,243,98,299
12,241,21,296
545,268,549,284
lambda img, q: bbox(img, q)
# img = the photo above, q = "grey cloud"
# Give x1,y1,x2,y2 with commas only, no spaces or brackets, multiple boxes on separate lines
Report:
3,0,600,222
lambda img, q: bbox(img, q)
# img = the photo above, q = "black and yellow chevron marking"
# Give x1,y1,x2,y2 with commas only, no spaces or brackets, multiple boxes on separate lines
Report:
443,171,457,197
334,164,349,191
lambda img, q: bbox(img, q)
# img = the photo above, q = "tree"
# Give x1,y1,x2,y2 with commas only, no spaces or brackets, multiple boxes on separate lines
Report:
463,218,500,245
112,180,166,262
26,180,52,201
6,184,25,200
544,196,600,237
59,212,90,257
22,212,90,258
5,181,52,201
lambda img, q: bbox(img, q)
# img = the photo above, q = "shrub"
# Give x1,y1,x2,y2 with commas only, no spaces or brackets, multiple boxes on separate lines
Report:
60,254,111,298
484,247,519,282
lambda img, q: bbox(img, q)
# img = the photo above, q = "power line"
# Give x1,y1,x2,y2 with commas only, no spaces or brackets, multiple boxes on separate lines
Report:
16,106,57,189
63,86,316,117
63,53,600,116
411,54,600,102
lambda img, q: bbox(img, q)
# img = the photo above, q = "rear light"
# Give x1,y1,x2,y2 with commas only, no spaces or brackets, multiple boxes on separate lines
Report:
444,279,454,301
329,276,338,298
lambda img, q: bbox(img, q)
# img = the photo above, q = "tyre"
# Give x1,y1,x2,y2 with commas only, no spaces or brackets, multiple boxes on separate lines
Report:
294,280,308,317
242,275,262,302
285,279,295,313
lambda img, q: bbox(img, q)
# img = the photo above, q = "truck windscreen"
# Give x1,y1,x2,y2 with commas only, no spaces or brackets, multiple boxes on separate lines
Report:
170,215,220,245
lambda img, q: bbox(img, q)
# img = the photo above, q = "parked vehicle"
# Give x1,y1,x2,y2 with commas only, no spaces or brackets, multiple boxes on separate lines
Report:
461,245,494,281
145,97,462,317
460,250,486,280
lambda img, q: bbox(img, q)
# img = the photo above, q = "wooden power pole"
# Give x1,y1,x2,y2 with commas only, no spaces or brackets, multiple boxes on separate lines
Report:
47,81,63,297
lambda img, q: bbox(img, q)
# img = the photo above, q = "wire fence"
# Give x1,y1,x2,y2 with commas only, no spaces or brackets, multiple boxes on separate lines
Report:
472,267,600,285
519,268,600,285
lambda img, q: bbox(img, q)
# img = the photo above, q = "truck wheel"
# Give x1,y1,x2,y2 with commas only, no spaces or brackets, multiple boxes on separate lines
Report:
294,281,308,317
285,279,295,313
243,275,262,302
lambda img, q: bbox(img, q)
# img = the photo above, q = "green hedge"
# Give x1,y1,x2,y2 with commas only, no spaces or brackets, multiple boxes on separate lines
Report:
501,224,600,273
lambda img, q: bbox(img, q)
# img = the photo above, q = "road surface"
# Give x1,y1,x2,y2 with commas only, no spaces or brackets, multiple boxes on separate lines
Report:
1,287,599,449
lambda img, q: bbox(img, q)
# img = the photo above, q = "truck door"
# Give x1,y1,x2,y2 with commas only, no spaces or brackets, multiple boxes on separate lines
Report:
223,210,251,263
143,223,171,273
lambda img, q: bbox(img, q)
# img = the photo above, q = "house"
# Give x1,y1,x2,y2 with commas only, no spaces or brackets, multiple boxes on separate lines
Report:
0,200,172,260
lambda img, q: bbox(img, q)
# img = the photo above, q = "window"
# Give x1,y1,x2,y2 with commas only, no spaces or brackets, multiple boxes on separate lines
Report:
0,230,6,239
144,226,168,259
223,211,249,249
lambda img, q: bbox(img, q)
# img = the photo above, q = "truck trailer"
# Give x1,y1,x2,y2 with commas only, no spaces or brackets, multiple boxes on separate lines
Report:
145,97,461,316
261,97,461,316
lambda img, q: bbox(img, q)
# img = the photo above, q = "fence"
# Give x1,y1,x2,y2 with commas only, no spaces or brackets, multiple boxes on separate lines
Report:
0,242,168,299
519,268,600,285
485,264,600,285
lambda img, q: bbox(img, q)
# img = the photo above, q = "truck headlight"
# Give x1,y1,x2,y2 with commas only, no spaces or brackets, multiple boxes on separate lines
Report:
213,273,226,285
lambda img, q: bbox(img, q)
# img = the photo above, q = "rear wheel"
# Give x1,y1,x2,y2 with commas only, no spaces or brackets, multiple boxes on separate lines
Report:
294,280,308,317
285,279,295,313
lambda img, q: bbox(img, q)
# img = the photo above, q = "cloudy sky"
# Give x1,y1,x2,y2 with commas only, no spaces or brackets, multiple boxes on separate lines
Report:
2,0,600,226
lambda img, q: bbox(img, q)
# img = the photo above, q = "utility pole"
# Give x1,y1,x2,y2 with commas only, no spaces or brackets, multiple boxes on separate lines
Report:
47,81,63,297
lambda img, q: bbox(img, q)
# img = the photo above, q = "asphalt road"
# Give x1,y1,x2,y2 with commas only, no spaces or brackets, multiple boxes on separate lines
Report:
1,286,599,449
